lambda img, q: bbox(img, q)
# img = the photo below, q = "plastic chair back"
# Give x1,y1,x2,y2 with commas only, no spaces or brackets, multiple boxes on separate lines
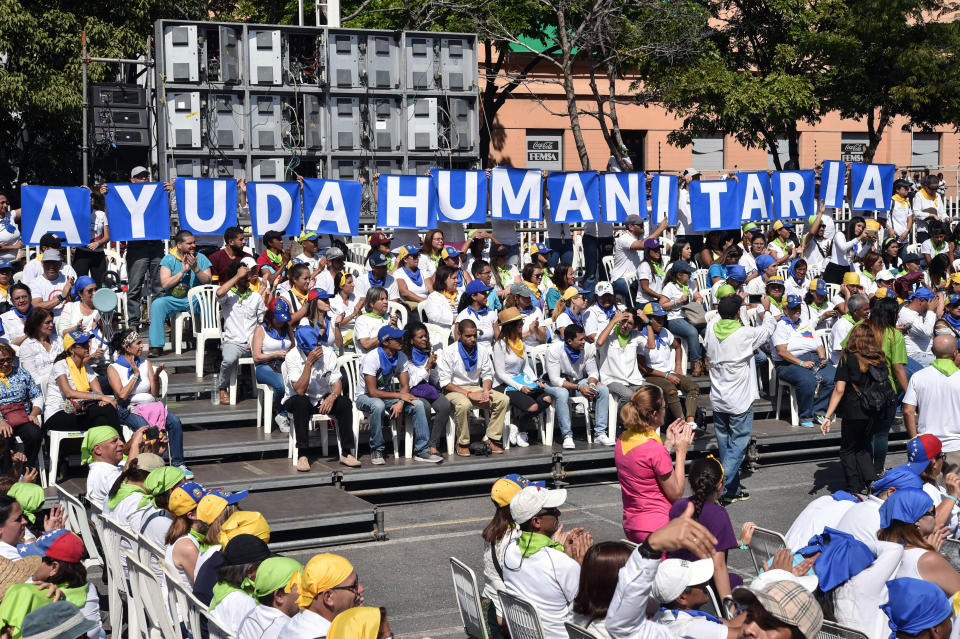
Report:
565,621,597,639
450,557,488,639
343,261,364,279
163,563,204,639
124,548,180,639
55,484,103,570
817,621,870,639
188,284,222,333
499,590,546,639
748,526,788,575
388,300,408,328
940,537,960,573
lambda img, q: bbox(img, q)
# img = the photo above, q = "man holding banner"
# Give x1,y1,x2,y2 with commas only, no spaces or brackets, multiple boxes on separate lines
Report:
148,230,213,356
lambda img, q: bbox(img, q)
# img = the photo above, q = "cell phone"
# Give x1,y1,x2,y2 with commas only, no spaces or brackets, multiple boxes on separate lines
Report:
145,426,160,441
748,294,762,304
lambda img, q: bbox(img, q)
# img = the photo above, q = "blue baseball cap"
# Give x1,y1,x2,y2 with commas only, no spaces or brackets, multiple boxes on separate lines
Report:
0,259,14,270
202,489,249,506
17,529,73,559
269,298,291,323
530,242,553,255
810,279,828,296
785,294,803,309
726,265,747,282
297,231,321,243
879,487,933,529
307,288,333,302
491,474,547,506
441,246,462,260
909,287,935,301
872,464,923,495
755,254,777,272
295,325,320,352
369,252,388,267
378,325,405,343
465,279,494,296
642,302,667,317
947,294,960,306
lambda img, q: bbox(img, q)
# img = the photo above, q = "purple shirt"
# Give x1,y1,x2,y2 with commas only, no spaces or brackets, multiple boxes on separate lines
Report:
667,497,743,588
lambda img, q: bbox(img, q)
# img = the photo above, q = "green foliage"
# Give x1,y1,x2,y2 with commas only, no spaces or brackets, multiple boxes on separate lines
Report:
0,0,208,188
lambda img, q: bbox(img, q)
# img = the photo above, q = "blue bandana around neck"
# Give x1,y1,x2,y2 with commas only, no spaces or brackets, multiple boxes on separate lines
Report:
565,308,582,326
518,307,534,315
831,491,860,503
368,272,385,288
458,342,478,371
457,270,465,288
660,609,723,625
12,304,32,321
115,354,142,371
263,323,287,349
640,326,668,348
563,343,582,363
796,527,874,592
595,302,616,320
377,346,399,377
467,305,489,318
779,315,801,329
403,266,423,287
411,347,430,367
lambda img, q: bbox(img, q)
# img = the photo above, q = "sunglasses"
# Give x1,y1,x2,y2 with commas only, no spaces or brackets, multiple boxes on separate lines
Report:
536,507,561,519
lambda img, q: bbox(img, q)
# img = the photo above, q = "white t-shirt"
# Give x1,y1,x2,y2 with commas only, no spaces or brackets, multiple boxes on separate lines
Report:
27,273,69,318
211,591,258,637
18,338,62,383
897,306,936,358
612,232,643,281
219,289,265,345
502,541,580,639
87,461,124,510
353,272,399,301
0,211,20,261
771,320,819,361
783,494,858,552
281,346,341,404
635,262,665,304
638,328,675,374
109,360,154,404
454,308,497,345
889,199,912,236
356,348,410,398
599,331,645,386
238,605,292,639
44,359,95,420
22,258,76,284
394,267,429,299
660,281,694,321
833,496,883,546
652,610,728,639
0,542,21,561
84,210,108,253
283,609,332,639
921,238,951,259
353,313,389,356
903,366,960,452
0,309,25,343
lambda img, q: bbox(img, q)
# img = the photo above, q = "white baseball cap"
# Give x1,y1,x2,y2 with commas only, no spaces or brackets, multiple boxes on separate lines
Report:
595,281,614,297
652,558,715,603
130,166,149,179
509,486,567,524
684,168,700,178
876,269,897,282
240,256,257,268
749,568,819,593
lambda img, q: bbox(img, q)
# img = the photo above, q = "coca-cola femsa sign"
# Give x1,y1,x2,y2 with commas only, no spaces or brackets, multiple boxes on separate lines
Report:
526,132,563,170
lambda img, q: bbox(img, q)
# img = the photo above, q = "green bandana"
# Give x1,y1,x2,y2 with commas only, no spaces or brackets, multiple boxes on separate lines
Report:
107,482,146,510
713,319,742,341
80,426,120,465
58,583,89,609
139,467,186,509
363,312,386,320
931,359,960,377
518,531,564,558
189,528,212,552
253,556,303,598
7,483,44,524
652,262,665,278
210,579,254,610
231,286,253,301
0,584,55,639
266,249,284,267
614,322,632,349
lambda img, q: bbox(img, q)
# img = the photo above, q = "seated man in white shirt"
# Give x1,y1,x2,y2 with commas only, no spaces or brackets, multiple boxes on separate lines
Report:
217,261,266,405
21,233,77,284
582,281,622,343
353,252,399,301
921,221,951,265
82,424,147,509
28,249,71,320
239,556,302,639
596,309,645,417
829,294,869,364
438,319,509,456
283,553,363,639
545,324,613,448
897,287,941,365
652,557,729,639
502,486,593,639
314,246,346,295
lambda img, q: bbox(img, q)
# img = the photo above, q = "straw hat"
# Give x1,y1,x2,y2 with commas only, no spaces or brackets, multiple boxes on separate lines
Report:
0,555,41,599
498,307,523,325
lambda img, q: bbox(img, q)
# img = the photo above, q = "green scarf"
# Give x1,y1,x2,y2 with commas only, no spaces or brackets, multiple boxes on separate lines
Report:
773,237,788,251
681,283,691,296
210,579,254,610
266,249,284,267
652,261,665,278
614,322,631,349
931,359,960,377
363,312,386,320
107,483,146,510
58,583,89,609
189,528,212,552
231,286,253,301
713,319,741,341
496,265,513,288
518,531,564,558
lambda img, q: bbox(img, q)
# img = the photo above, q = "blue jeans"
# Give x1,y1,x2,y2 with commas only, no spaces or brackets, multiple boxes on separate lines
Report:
581,235,613,293
873,403,898,476
904,357,924,381
544,380,608,438
775,352,836,420
119,404,185,467
255,364,287,417
713,409,753,496
354,394,430,456
667,317,703,364
612,277,635,310
547,238,573,271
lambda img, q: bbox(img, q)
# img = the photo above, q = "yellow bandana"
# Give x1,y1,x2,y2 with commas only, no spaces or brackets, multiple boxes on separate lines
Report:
507,336,525,359
66,358,90,393
619,428,663,456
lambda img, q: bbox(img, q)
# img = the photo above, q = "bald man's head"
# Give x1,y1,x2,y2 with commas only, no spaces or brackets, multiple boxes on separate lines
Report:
932,334,958,359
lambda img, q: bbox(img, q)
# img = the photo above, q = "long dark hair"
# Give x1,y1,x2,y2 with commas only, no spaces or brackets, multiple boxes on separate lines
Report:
571,542,632,623
481,505,514,544
0,495,18,526
107,457,150,500
553,262,575,291
868,297,900,333
42,556,87,588
688,456,724,519
929,254,951,289
23,307,52,341
402,321,428,357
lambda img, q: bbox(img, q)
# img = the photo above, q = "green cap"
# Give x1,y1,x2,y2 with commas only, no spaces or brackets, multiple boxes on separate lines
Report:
80,426,120,465
807,214,818,227
253,556,302,598
8,483,45,524
742,222,759,232
716,285,737,299
139,467,186,509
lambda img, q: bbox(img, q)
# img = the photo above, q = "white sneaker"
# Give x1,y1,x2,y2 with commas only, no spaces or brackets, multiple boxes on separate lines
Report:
562,436,575,449
507,423,519,446
275,413,290,433
594,433,615,446
516,431,530,448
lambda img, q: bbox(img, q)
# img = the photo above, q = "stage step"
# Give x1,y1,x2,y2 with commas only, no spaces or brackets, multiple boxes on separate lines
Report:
190,458,337,492
181,420,285,457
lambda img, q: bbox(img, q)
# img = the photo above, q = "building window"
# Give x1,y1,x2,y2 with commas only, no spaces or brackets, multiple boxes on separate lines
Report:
911,133,940,168
691,135,724,171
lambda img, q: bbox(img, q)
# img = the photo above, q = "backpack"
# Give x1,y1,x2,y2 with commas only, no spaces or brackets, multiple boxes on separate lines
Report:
851,359,896,413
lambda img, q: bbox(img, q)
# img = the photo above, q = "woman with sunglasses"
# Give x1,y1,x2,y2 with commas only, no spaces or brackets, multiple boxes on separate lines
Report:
879,487,960,595
0,283,32,347
43,330,119,433
55,276,109,369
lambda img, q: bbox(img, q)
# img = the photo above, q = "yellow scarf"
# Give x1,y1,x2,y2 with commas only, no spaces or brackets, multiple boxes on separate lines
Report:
919,190,939,203
892,193,909,205
441,290,458,308
0,284,8,300
66,357,90,393
524,280,541,298
170,247,182,261
291,288,308,304
507,336,525,359
619,428,663,455
0,370,9,388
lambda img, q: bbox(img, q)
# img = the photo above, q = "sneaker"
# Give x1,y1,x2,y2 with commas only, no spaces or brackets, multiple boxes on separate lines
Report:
799,420,815,428
594,433,615,446
516,431,530,448
148,347,163,358
176,465,194,480
719,491,751,506
414,451,443,463
507,423,519,446
562,436,575,449
371,449,385,465
275,413,290,433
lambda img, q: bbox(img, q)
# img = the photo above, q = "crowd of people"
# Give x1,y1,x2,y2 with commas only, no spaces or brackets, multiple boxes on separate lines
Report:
0,162,955,635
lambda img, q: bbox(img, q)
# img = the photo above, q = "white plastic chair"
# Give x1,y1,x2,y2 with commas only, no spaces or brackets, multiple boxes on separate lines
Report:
499,590,546,639
125,548,180,639
565,622,596,639
774,375,800,427
254,360,274,433
163,563,205,639
528,346,593,443
819,621,871,639
55,484,104,571
347,242,369,264
693,268,709,294
825,283,842,300
186,284,222,376
426,323,452,351
601,255,614,282
450,557,488,639
747,526,788,575
227,355,255,405
388,300,408,328
98,515,140,639
342,261,364,279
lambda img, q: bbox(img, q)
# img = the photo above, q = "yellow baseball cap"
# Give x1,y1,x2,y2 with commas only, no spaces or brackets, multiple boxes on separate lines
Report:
196,490,249,525
491,475,546,507
842,272,861,286
562,286,585,301
168,482,206,516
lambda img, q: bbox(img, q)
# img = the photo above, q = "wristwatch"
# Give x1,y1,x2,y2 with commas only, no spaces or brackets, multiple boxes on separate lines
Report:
56,294,65,303
637,539,662,560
